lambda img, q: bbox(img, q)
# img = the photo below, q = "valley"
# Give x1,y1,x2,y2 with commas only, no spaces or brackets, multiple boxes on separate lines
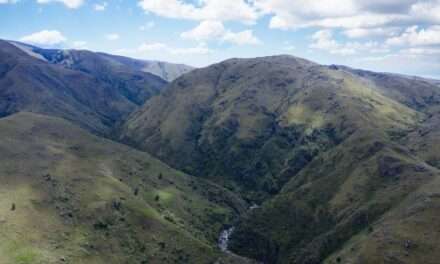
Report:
0,40,439,264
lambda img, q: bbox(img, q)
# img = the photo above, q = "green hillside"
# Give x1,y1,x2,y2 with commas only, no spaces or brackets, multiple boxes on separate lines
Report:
0,112,252,264
120,55,440,263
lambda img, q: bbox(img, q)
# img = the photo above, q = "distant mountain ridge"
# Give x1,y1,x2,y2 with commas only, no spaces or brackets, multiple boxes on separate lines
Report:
0,39,167,133
9,41,194,81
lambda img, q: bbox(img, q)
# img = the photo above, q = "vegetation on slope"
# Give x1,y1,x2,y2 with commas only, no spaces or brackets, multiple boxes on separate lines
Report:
0,40,167,134
0,112,251,264
120,55,440,263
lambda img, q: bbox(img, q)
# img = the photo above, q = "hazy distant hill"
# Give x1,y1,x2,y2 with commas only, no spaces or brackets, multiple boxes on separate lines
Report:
120,55,440,263
96,53,194,82
10,41,194,82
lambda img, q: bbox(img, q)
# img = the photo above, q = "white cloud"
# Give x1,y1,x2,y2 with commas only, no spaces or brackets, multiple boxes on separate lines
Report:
106,33,120,41
181,20,226,41
257,0,358,30
223,30,261,45
343,27,398,38
36,0,84,9
310,29,388,56
94,2,107,11
304,13,402,29
409,1,440,23
137,0,259,24
181,20,261,45
386,25,440,46
403,47,440,55
20,30,67,46
254,0,440,30
310,30,338,51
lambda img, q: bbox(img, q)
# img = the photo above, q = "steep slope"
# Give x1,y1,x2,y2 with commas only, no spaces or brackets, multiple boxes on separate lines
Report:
120,56,424,200
0,40,166,133
38,49,167,105
229,129,440,263
0,112,251,264
120,55,440,263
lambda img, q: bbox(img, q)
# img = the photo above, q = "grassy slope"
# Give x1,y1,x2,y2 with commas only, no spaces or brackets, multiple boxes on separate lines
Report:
229,69,440,263
120,56,345,201
230,130,440,263
120,56,440,263
120,56,422,201
0,112,251,264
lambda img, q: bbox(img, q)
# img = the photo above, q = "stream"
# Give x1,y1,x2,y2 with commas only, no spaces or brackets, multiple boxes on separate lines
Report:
218,226,235,252
218,204,259,252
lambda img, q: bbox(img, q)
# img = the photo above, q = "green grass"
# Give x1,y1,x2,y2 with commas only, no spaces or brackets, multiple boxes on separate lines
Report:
0,112,249,264
14,248,42,264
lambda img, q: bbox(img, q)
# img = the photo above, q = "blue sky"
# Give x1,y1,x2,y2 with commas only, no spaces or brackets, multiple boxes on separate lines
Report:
1,0,440,78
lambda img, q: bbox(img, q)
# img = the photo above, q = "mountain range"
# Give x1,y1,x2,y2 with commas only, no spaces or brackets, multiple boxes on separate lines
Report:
0,39,439,264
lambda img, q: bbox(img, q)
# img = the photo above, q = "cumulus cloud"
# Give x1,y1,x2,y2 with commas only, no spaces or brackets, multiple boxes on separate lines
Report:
20,30,67,46
310,29,388,55
222,30,261,45
36,0,84,9
386,26,440,46
343,27,399,38
257,0,358,30
310,30,356,55
409,1,440,23
181,20,261,45
181,20,225,41
254,0,440,30
137,0,260,24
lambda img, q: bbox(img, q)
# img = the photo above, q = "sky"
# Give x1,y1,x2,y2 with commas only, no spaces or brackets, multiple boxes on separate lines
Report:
1,0,440,79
